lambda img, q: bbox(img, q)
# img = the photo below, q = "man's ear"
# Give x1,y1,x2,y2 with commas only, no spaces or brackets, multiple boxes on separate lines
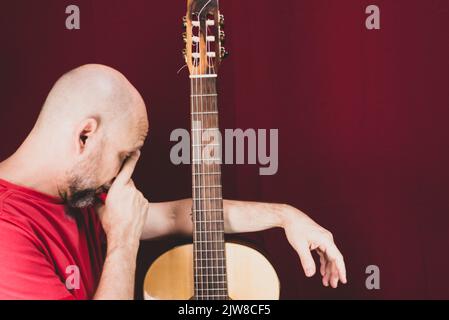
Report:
75,118,99,154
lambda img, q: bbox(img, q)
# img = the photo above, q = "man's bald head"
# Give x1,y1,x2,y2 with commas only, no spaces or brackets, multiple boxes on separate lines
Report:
32,64,149,208
37,64,147,133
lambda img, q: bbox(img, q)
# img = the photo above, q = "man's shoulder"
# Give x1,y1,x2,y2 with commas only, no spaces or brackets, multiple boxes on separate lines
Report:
0,190,53,256
0,183,13,212
0,206,41,254
0,187,38,222
0,185,60,243
0,193,37,241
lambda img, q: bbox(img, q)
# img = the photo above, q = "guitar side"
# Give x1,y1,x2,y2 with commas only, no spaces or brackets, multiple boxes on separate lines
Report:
143,243,280,300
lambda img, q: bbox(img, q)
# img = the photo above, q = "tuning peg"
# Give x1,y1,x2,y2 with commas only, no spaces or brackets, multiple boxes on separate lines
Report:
219,31,225,42
220,47,229,59
182,16,187,29
219,14,225,27
182,32,187,43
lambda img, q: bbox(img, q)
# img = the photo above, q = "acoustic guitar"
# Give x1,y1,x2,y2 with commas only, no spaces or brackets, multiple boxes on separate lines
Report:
143,0,280,300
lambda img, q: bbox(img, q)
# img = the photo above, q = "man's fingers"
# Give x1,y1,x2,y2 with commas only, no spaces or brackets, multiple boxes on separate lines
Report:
318,240,347,284
330,262,340,288
114,151,141,186
323,261,332,287
317,251,326,277
296,241,316,278
334,249,348,283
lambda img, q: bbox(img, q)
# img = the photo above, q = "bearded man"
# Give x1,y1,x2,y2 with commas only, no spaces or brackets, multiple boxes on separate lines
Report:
0,65,346,299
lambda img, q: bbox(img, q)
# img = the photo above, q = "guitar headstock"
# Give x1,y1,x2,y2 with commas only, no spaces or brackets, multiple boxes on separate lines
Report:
182,0,228,77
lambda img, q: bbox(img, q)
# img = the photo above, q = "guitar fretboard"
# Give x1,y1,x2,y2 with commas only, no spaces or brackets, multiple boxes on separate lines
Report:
190,76,228,300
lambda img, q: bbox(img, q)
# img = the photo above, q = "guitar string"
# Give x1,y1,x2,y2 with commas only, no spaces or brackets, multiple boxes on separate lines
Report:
216,0,227,298
191,74,199,297
192,12,203,299
215,0,229,299
197,0,219,299
210,21,226,299
206,12,226,299
195,8,209,299
199,0,215,299
207,4,226,299
212,2,227,298
205,13,215,299
191,78,201,299
206,20,220,299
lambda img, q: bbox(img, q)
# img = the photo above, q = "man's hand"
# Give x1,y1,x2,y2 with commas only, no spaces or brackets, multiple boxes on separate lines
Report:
282,206,347,288
93,151,149,300
97,151,149,250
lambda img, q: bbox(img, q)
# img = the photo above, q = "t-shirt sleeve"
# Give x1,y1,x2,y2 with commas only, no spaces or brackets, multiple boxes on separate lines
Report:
0,218,75,300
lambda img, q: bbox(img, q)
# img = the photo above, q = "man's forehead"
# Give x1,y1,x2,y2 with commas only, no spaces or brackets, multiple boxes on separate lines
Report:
108,104,148,150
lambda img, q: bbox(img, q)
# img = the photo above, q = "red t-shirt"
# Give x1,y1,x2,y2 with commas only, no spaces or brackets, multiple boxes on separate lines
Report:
0,179,106,300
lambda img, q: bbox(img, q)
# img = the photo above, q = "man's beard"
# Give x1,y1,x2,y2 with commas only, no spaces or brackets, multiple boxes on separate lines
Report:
67,185,98,208
65,148,105,209
65,165,104,209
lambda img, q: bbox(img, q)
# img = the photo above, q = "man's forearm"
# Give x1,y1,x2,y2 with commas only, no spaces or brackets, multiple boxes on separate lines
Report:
143,199,289,239
222,200,287,233
93,242,139,300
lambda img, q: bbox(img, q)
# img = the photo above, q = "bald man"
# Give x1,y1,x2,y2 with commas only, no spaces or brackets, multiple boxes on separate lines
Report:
0,64,346,300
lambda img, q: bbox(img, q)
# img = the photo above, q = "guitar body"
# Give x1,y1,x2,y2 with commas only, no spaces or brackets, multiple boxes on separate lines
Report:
143,243,280,300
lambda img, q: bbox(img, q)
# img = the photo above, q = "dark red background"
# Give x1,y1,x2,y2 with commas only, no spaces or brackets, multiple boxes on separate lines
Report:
0,0,448,299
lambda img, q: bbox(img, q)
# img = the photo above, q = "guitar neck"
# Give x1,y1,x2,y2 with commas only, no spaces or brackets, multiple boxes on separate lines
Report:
190,76,229,300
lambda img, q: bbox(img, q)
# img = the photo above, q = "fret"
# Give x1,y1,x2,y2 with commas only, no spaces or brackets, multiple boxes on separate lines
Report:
191,93,218,97
194,257,226,261
192,186,222,189
193,172,221,176
193,220,224,224
194,230,224,233
194,243,225,247
192,128,219,132
194,240,224,245
192,158,222,162
193,287,228,291
190,74,217,79
194,236,224,240
195,265,226,268
195,262,226,266
195,235,224,240
194,215,224,218
193,206,223,214
194,249,226,252
192,143,221,148
191,112,218,116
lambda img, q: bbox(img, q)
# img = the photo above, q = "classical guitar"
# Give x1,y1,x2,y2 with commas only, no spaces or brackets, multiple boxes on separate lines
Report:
143,0,280,300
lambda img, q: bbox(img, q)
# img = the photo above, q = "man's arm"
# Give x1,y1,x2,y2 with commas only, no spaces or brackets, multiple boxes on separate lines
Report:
142,199,347,288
